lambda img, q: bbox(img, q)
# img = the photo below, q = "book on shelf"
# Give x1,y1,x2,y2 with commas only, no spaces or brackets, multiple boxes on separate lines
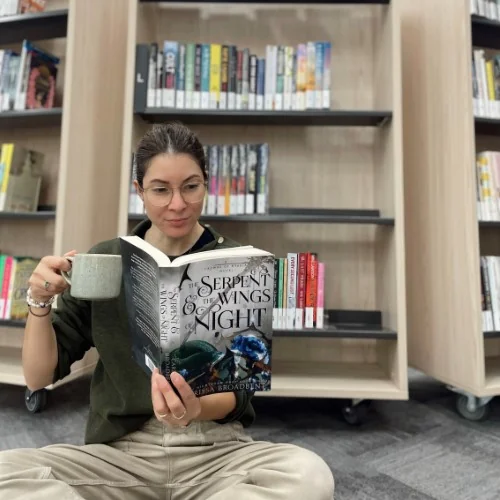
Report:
119,235,275,396
0,254,38,321
471,0,500,20
0,40,59,113
273,252,325,331
134,40,331,113
475,150,500,221
0,0,46,17
0,142,43,212
128,143,270,217
480,255,500,332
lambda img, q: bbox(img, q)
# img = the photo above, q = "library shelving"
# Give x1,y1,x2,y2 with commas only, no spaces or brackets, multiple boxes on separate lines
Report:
401,0,500,420
119,0,407,423
0,0,130,412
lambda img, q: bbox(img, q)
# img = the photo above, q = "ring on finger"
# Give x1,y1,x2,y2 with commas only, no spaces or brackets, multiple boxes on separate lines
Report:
44,280,50,291
171,409,187,420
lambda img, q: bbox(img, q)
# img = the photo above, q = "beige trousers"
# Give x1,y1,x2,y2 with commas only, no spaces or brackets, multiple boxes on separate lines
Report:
0,417,334,499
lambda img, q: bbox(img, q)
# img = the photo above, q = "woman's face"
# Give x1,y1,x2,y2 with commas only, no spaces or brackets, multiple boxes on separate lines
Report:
138,153,205,239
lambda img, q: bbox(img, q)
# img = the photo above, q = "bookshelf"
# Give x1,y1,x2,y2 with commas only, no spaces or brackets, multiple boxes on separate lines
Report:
0,0,130,412
119,0,408,422
401,0,500,420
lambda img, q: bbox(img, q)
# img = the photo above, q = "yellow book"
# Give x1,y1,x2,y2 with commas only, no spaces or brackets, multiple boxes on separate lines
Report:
209,44,221,109
0,143,14,211
9,256,39,321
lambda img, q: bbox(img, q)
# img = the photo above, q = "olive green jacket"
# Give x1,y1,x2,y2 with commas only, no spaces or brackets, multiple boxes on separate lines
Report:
51,219,256,445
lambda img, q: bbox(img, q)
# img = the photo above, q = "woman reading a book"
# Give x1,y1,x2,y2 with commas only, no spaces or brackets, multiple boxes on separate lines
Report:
0,123,334,500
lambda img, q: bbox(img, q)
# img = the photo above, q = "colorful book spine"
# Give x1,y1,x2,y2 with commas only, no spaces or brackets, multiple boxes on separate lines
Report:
201,44,211,109
220,45,229,110
286,253,297,329
163,41,178,108
175,43,186,109
193,44,202,109
209,44,221,110
185,43,195,109
316,262,325,329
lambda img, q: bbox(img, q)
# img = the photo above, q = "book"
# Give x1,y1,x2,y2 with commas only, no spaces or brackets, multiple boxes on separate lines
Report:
119,235,275,396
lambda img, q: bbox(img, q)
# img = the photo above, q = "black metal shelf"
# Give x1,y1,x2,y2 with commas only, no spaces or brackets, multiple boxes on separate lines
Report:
471,15,500,50
0,208,56,220
129,208,395,225
0,319,25,328
0,108,63,129
0,9,68,45
479,220,500,228
484,331,500,338
275,309,396,339
136,109,392,127
141,0,390,4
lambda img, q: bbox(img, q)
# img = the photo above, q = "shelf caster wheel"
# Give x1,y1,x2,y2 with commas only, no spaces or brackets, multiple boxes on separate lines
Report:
25,388,48,414
455,394,491,422
341,400,371,426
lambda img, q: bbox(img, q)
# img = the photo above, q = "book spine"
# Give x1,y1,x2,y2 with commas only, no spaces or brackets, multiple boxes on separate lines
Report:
175,43,186,109
156,50,163,108
228,45,237,110
220,45,229,110
201,44,211,109
257,143,269,214
245,144,257,214
277,258,284,329
273,257,279,329
209,44,221,110
305,252,318,328
284,46,293,111
256,58,265,111
236,49,243,110
194,44,202,109
185,42,195,109
1,256,13,319
237,143,247,214
275,45,284,110
281,257,288,329
323,41,331,109
163,41,178,108
314,42,324,109
316,262,325,329
295,253,307,329
134,44,150,113
230,144,239,214
286,253,297,329
264,45,274,110
306,42,316,110
249,54,257,110
147,43,157,108
208,145,218,215
242,48,250,110
296,43,307,111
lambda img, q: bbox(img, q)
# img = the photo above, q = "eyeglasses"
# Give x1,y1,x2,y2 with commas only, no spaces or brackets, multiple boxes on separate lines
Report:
141,182,207,207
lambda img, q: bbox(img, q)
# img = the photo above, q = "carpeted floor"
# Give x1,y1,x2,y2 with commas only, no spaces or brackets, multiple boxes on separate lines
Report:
1,370,500,499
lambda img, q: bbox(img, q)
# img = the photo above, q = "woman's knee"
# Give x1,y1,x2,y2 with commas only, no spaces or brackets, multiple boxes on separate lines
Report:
286,445,334,499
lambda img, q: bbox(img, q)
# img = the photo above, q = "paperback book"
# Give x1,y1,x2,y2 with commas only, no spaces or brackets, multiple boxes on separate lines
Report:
120,235,275,396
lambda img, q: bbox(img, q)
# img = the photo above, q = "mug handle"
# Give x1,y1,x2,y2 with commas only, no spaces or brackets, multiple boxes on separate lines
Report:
61,256,74,285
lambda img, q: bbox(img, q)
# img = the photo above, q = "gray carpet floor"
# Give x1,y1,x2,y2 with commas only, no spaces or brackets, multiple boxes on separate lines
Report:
1,370,500,499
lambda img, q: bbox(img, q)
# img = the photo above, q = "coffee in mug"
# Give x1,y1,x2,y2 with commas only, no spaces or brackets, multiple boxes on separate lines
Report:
62,254,122,300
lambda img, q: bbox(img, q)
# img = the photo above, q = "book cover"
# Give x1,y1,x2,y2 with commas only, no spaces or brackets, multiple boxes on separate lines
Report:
120,236,275,396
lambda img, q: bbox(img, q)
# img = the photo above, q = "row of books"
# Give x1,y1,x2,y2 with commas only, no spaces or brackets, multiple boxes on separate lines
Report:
476,150,500,221
129,143,270,216
135,40,331,112
0,0,45,17
471,0,500,20
0,142,43,213
481,256,500,331
0,40,59,113
273,252,325,330
472,49,500,119
0,254,38,321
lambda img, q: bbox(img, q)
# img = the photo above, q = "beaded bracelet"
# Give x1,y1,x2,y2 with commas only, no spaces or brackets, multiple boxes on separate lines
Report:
26,287,56,309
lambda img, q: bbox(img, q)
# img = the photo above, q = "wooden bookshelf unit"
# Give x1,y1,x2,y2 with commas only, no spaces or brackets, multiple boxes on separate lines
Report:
401,0,500,420
0,0,129,412
119,0,408,422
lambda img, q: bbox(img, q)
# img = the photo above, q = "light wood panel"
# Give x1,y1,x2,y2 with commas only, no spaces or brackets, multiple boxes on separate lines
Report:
54,0,130,256
120,1,406,399
401,0,486,394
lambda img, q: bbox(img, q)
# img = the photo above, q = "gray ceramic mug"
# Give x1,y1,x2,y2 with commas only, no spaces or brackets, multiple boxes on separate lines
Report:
61,254,122,300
